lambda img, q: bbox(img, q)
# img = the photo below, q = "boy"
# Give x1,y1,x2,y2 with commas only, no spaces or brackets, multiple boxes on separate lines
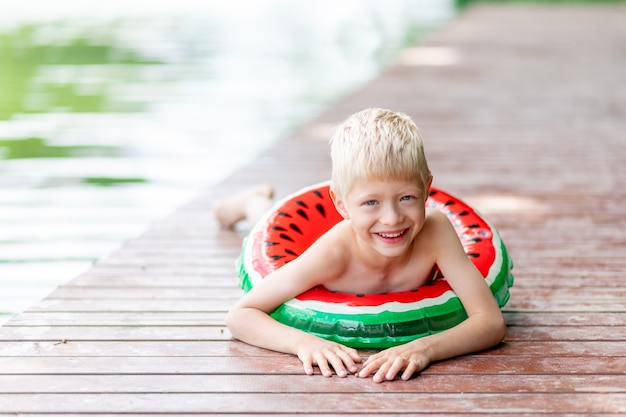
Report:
222,108,506,383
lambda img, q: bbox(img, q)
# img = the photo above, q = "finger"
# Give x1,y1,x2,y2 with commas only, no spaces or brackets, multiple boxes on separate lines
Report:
372,362,391,384
326,353,349,378
358,358,378,378
335,350,358,374
342,346,363,363
300,355,314,376
385,357,406,381
314,353,333,378
401,361,418,381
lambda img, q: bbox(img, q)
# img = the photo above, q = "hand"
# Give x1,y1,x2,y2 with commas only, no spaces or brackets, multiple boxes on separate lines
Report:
297,339,362,378
358,343,430,383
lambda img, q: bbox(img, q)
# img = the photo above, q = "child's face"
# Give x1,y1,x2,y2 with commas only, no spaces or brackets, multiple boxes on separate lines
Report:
332,178,429,259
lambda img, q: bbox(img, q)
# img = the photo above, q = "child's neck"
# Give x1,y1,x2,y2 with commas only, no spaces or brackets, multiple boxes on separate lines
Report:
356,241,413,275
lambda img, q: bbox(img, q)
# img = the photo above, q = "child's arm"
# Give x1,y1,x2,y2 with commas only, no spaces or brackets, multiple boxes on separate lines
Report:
226,236,362,377
358,210,506,383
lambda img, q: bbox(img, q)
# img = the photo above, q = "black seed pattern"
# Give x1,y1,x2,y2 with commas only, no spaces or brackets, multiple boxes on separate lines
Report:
315,203,326,217
444,200,455,206
279,233,294,242
313,190,323,198
264,241,279,246
295,200,308,208
289,223,303,234
285,249,298,256
296,209,308,220
277,212,292,218
271,226,287,231
467,253,480,258
271,255,285,260
458,211,469,216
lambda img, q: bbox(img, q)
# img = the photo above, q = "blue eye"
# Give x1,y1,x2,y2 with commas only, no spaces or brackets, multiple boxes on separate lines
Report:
364,200,377,206
400,195,414,201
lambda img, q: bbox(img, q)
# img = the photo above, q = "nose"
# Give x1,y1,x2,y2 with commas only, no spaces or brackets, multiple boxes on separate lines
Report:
380,203,403,225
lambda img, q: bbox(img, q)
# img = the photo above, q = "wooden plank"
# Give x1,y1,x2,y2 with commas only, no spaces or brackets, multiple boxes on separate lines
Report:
8,311,622,327
0,341,275,357
504,300,626,312
2,340,624,358
503,312,626,326
0,326,230,341
505,276,622,288
46,287,243,299
0,355,624,376
5,312,227,326
93,258,239,267
1,324,626,342
1,325,625,342
0,393,623,414
69,275,239,287
21,299,235,312
0,374,624,394
72,265,239,275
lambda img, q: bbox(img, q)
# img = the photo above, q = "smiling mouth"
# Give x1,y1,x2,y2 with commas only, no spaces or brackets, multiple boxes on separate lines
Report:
376,229,407,239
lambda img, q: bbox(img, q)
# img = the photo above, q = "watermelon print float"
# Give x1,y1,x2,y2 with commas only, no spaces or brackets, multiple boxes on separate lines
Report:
237,182,514,349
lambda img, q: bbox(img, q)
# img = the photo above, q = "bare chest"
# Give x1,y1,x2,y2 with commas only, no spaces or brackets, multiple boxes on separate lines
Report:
324,258,436,295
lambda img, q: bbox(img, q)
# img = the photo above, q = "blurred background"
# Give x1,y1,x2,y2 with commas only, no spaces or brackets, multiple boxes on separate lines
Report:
0,0,456,323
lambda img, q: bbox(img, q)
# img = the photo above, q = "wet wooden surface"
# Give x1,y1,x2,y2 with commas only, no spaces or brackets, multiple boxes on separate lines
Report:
1,3,625,415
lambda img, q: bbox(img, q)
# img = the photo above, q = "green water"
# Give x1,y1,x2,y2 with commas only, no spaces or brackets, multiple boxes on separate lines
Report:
0,1,455,323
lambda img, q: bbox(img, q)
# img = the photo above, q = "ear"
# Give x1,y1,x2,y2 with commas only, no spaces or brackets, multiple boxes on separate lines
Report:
425,175,434,200
329,187,350,220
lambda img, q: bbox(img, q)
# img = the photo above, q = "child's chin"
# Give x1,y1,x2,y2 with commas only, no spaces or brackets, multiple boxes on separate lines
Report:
373,242,409,258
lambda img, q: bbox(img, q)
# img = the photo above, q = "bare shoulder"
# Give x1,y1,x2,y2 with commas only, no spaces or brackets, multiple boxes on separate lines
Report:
423,209,457,239
288,220,352,285
425,207,453,225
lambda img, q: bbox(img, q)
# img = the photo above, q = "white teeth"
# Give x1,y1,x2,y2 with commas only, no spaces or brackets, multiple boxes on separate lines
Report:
379,231,404,238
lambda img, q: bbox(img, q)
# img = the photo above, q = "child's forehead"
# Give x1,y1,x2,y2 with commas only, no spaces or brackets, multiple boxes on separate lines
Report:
347,177,424,194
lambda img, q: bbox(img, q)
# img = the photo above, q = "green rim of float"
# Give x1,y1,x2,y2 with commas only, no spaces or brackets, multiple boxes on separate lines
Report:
237,182,514,349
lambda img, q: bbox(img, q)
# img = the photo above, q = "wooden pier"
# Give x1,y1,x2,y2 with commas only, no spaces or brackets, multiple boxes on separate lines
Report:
1,3,625,415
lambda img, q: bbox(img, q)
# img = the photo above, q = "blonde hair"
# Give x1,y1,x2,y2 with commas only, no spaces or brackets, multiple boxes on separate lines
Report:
330,108,431,198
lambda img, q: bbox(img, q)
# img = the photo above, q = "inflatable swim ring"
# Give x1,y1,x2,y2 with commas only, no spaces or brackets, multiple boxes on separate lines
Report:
237,182,514,349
